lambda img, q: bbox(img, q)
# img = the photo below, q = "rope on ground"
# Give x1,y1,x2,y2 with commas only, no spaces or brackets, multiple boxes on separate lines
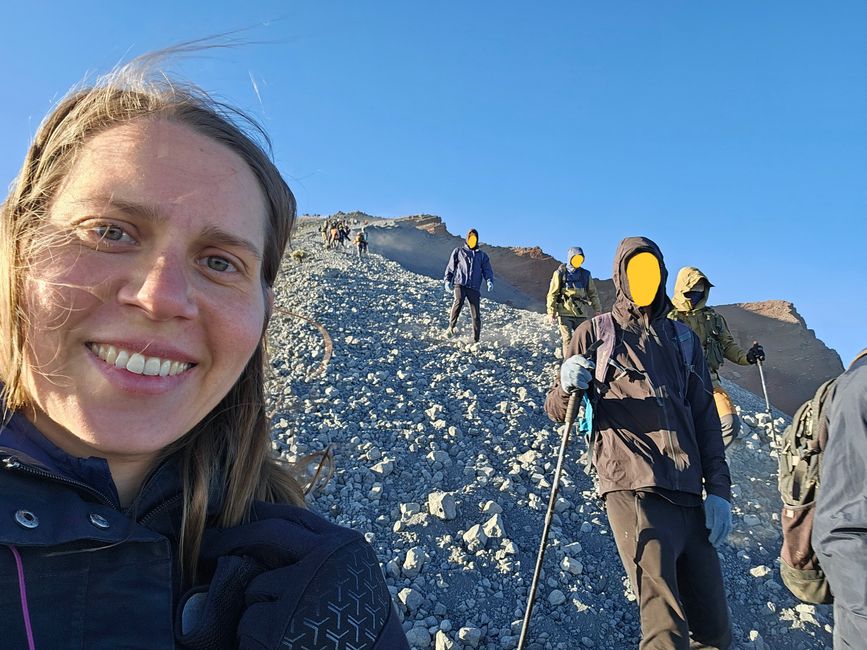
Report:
274,307,333,379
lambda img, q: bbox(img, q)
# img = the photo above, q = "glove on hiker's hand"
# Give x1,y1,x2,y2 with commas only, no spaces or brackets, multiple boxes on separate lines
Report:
549,313,557,324
746,342,765,364
560,354,594,392
444,280,453,295
486,279,494,292
704,494,732,548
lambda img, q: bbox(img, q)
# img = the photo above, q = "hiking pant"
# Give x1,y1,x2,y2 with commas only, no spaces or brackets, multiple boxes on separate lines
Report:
558,315,586,359
605,491,732,650
356,242,367,259
450,285,481,342
713,386,740,448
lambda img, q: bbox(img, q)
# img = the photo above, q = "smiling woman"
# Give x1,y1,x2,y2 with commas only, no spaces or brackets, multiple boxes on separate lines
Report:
0,54,407,649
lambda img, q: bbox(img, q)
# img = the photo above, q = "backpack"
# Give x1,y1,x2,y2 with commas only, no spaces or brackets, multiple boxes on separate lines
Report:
777,349,867,605
577,312,696,475
777,377,837,604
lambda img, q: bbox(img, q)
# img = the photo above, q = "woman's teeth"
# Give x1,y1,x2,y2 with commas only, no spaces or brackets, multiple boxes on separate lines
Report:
89,344,191,376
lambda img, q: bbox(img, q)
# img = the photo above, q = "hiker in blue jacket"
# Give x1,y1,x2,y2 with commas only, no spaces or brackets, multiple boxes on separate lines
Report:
0,55,407,650
813,350,867,649
443,228,495,342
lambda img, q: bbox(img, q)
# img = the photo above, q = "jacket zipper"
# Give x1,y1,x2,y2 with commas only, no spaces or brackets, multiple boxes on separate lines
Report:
137,494,183,526
2,455,118,509
2,454,181,524
641,314,686,477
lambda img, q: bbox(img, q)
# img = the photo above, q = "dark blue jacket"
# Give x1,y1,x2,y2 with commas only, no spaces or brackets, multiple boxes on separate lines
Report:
443,243,494,291
813,352,867,646
0,411,408,649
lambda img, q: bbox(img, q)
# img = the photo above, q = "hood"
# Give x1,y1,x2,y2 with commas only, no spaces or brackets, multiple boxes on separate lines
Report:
671,266,714,312
611,236,672,325
566,246,584,272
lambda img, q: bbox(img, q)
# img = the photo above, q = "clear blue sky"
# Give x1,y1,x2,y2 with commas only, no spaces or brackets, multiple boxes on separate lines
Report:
2,2,864,363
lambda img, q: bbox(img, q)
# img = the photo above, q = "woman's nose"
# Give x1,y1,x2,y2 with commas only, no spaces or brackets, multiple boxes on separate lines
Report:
117,253,198,321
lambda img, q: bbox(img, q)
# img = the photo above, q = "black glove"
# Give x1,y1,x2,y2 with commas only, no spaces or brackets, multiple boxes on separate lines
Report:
746,342,765,364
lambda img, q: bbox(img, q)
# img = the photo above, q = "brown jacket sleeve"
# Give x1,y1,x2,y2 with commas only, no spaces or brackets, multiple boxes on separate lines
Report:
684,328,733,501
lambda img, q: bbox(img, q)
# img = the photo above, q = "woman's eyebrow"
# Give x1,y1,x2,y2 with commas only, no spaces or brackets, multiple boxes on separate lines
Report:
77,195,264,261
199,225,263,261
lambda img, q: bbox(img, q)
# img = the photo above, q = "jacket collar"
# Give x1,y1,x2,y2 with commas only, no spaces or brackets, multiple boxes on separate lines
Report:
0,407,184,515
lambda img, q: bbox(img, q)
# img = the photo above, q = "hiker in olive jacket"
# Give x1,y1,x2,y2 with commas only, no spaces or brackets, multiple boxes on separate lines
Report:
813,350,867,648
546,246,602,358
545,237,733,649
668,266,764,447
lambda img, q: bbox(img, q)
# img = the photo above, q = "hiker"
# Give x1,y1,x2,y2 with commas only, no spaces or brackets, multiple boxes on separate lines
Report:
546,246,602,358
0,55,407,649
668,267,765,447
328,222,340,249
443,228,494,342
354,228,369,260
813,350,867,647
545,237,733,649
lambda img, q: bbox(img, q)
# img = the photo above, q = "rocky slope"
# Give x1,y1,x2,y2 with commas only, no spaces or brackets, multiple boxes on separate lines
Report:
264,219,833,649
353,214,843,415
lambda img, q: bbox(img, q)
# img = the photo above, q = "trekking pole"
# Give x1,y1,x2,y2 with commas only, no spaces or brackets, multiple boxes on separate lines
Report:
754,341,779,449
517,339,601,650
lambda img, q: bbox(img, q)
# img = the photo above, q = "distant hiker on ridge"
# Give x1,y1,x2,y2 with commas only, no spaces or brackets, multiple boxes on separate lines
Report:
443,228,494,342
546,246,602,359
668,266,765,448
354,227,369,261
545,237,733,649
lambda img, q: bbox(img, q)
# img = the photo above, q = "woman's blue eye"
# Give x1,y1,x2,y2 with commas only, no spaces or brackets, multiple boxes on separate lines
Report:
205,256,234,272
95,225,127,241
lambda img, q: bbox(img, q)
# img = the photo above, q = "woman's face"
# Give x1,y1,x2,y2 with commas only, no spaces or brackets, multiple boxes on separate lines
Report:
22,118,270,464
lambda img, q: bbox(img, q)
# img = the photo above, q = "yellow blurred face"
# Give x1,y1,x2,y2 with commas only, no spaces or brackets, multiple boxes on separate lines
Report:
570,254,584,269
467,233,478,248
626,252,661,307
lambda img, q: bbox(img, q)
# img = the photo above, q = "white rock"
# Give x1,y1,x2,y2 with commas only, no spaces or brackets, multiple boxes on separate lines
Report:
463,524,488,551
458,626,483,648
434,630,454,650
371,458,395,476
560,556,583,575
749,565,771,578
398,587,425,612
482,513,507,539
481,500,503,515
403,545,430,578
428,491,458,520
401,502,422,518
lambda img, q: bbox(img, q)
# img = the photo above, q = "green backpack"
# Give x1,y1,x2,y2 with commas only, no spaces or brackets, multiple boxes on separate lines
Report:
778,378,837,604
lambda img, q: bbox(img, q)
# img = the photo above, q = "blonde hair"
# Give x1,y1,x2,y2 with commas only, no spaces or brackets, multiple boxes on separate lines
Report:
0,55,305,581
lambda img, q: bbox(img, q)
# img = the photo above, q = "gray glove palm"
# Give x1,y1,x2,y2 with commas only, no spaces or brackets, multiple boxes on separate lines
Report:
704,494,732,547
560,354,594,392
444,280,453,295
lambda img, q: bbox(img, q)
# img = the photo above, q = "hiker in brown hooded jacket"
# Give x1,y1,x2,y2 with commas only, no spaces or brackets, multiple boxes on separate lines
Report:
668,266,765,448
545,237,733,649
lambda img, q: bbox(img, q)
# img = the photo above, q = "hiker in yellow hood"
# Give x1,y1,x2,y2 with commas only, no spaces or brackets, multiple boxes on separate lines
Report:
546,246,602,358
669,266,765,448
